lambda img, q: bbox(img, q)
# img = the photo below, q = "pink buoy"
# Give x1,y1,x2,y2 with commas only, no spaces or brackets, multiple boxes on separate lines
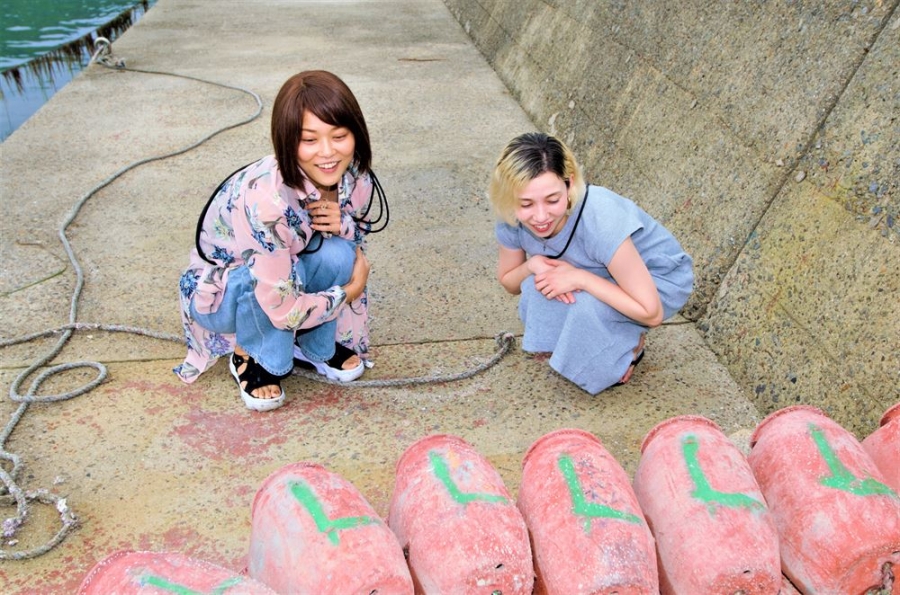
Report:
862,402,900,493
248,461,413,594
749,405,900,594
77,550,277,594
633,416,780,594
518,428,658,594
779,575,804,595
388,434,534,594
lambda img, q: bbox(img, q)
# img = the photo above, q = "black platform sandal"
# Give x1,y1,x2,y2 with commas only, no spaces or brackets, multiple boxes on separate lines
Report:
229,352,287,411
293,342,364,382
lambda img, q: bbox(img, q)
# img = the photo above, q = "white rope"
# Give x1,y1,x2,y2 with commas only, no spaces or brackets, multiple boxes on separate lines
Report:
293,333,516,388
0,39,263,560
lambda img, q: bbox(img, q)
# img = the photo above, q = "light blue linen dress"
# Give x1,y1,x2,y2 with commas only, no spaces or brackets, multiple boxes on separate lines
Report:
495,185,694,394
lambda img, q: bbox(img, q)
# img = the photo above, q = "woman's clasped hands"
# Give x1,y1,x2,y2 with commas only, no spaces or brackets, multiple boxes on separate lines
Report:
528,255,580,304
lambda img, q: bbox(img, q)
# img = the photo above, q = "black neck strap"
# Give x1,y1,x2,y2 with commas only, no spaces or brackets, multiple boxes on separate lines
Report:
546,186,589,260
197,165,390,264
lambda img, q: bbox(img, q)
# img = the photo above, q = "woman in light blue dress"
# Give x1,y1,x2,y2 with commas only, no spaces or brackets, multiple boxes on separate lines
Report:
490,132,694,394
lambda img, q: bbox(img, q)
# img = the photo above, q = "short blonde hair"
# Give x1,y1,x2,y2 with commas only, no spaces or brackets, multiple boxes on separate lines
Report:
489,132,586,225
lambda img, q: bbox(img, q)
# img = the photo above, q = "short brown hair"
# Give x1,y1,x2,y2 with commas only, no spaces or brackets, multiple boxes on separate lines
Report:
271,70,372,189
489,132,585,225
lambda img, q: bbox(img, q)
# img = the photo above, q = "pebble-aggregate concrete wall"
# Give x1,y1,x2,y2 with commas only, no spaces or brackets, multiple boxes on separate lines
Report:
442,0,900,435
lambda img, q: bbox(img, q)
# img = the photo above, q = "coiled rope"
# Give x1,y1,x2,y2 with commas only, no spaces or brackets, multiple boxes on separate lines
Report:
0,39,515,560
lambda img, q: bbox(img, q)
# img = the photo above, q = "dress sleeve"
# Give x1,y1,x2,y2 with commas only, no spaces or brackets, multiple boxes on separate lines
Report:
234,183,347,332
495,221,522,250
584,188,644,264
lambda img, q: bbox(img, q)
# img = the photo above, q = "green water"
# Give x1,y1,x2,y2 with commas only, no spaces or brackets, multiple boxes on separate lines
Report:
0,0,143,69
0,0,155,140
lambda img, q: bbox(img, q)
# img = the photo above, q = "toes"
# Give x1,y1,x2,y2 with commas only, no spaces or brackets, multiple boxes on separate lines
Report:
246,384,280,400
260,386,279,400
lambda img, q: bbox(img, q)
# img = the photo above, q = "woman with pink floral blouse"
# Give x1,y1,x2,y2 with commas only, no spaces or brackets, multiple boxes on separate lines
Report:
175,70,382,411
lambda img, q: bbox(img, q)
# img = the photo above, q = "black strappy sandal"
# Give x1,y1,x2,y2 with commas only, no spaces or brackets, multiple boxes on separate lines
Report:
614,349,645,387
293,342,364,382
229,352,287,411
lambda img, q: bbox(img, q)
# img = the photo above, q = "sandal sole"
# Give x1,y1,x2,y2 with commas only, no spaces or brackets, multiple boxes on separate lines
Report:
229,356,286,412
293,345,364,383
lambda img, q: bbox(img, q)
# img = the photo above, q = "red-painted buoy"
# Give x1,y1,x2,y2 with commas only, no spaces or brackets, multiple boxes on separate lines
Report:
862,402,900,493
77,550,277,594
388,434,534,594
779,575,804,595
518,428,658,594
749,405,900,594
633,415,780,594
248,461,413,594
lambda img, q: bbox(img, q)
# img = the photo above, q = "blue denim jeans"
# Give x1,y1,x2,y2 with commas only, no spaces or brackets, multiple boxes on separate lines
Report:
190,236,355,376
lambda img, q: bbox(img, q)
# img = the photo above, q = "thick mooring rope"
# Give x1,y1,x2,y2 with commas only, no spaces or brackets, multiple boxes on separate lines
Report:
0,39,265,561
293,332,516,388
0,39,515,560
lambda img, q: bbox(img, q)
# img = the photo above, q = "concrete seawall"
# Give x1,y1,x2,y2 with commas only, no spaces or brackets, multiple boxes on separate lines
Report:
443,0,900,434
0,0,893,587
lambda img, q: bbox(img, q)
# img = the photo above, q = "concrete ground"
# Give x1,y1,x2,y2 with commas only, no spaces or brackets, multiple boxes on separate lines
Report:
1,0,759,591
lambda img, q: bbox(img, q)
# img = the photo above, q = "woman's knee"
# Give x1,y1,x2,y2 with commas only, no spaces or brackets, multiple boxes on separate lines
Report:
297,238,355,287
190,267,252,333
519,276,544,305
520,275,536,293
323,237,356,263
571,291,628,323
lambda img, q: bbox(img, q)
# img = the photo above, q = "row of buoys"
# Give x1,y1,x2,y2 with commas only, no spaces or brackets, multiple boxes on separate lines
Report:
78,403,900,594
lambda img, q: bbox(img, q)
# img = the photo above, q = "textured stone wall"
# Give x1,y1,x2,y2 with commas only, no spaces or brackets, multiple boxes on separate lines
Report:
443,0,899,434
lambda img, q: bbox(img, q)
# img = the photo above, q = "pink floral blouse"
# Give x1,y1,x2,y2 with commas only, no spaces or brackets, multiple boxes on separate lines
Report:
174,155,373,383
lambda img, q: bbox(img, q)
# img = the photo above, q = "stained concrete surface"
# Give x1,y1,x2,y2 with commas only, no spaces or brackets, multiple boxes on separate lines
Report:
0,0,783,591
700,8,900,430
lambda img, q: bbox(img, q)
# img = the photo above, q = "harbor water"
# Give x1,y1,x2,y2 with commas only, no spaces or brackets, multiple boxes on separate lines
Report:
0,0,156,141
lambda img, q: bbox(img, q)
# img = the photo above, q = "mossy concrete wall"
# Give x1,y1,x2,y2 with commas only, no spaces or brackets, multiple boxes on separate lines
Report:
442,0,899,435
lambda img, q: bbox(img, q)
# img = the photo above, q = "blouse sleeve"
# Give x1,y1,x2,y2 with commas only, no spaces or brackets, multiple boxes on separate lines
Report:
234,181,347,332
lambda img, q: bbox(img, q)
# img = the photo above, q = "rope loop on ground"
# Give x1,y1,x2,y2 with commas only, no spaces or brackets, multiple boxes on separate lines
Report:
0,467,77,561
10,361,108,405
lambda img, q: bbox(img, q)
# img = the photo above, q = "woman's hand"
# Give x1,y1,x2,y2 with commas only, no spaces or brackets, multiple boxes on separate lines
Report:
307,200,342,235
534,260,582,304
526,254,555,276
342,247,370,302
497,249,576,299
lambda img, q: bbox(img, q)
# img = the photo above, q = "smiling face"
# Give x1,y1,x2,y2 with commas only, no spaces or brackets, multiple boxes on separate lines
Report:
296,110,356,189
515,171,570,238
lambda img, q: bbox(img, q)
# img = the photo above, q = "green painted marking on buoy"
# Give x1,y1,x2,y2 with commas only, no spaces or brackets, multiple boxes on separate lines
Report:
289,480,377,546
682,435,765,512
810,424,896,498
211,578,244,595
140,575,243,595
429,450,508,505
557,454,641,532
